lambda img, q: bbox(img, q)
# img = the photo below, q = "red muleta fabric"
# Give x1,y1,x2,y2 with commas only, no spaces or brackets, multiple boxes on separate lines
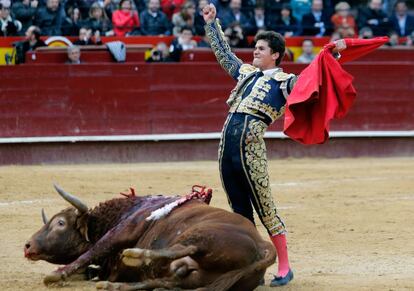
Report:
283,37,389,145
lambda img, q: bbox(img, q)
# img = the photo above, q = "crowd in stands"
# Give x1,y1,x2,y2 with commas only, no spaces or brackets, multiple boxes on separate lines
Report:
2,0,414,64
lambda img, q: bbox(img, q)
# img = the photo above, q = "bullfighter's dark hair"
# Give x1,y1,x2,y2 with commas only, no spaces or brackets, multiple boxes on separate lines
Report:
254,31,286,66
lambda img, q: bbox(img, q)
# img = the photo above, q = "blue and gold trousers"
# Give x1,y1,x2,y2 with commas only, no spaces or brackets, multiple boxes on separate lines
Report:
218,113,286,236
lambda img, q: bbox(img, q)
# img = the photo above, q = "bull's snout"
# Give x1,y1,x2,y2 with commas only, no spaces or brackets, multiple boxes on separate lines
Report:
24,241,36,259
24,241,31,257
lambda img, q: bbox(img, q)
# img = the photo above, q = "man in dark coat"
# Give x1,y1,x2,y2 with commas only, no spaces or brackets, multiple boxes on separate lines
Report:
301,0,333,36
140,0,171,35
14,25,46,63
358,0,391,36
34,0,66,35
389,0,414,36
12,0,38,36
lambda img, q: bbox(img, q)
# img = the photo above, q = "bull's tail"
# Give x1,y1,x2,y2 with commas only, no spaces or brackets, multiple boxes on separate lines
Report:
204,240,276,291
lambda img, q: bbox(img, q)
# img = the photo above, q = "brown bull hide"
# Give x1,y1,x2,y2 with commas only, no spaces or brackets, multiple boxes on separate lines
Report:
25,187,276,290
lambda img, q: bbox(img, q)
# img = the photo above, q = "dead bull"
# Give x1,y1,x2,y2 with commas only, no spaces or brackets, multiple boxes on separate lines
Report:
24,185,276,290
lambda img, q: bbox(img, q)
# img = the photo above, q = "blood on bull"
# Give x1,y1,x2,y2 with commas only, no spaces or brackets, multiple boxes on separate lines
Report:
24,184,276,290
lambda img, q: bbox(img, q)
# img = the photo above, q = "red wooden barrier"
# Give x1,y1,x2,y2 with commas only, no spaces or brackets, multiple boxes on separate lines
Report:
0,62,413,139
21,46,414,65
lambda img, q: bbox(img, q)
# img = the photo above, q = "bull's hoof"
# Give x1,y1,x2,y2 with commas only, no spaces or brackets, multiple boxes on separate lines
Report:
43,271,66,286
96,281,122,290
122,248,151,267
123,248,145,258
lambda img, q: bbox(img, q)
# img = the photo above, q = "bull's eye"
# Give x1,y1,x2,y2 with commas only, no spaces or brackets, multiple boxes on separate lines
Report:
58,219,65,226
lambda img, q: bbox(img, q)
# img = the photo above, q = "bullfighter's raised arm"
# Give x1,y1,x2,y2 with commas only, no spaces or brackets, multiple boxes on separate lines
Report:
203,4,243,80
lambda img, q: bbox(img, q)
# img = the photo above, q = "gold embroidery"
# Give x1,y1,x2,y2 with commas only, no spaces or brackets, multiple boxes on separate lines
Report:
243,119,285,235
239,64,257,75
205,20,242,78
227,72,257,108
236,99,285,123
272,71,295,81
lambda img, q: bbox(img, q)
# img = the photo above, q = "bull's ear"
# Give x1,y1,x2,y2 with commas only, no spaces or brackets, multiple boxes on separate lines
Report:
76,214,90,242
80,223,90,242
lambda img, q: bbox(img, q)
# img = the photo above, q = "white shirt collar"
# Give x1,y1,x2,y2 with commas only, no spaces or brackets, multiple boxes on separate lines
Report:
262,67,281,77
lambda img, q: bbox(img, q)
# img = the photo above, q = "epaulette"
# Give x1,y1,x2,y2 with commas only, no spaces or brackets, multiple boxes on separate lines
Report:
273,71,295,81
239,64,257,75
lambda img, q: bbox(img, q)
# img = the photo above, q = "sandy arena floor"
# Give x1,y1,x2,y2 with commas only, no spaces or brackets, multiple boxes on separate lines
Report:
0,157,413,291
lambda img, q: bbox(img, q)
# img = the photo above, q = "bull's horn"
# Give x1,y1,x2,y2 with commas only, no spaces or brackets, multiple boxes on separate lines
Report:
53,184,89,213
41,208,48,224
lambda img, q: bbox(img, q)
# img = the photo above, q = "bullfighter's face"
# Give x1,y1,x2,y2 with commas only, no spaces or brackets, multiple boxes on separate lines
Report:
252,40,279,71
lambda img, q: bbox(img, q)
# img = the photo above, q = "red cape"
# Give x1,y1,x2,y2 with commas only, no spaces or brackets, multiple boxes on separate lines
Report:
283,37,388,145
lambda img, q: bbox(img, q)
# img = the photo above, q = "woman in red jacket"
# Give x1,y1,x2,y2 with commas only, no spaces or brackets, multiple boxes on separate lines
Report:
112,0,140,36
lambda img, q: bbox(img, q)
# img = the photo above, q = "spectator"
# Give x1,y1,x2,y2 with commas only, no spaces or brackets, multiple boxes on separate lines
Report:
161,0,185,20
14,25,46,64
330,30,342,42
84,2,113,36
269,3,300,37
223,22,249,48
103,0,118,19
197,33,210,47
64,0,89,19
35,0,66,36
389,0,414,37
194,0,208,35
382,0,398,16
112,0,140,36
12,0,38,36
172,0,196,36
0,3,23,36
62,6,82,35
405,30,414,45
359,26,374,39
140,0,171,35
218,0,256,35
169,25,197,61
66,45,81,63
290,0,311,22
265,0,290,22
147,41,173,62
296,38,316,63
331,1,357,38
132,0,146,14
73,26,103,45
385,30,401,46
253,5,267,32
358,0,390,36
301,0,333,36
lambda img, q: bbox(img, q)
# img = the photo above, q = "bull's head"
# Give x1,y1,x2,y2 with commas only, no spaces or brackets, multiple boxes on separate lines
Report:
24,185,92,264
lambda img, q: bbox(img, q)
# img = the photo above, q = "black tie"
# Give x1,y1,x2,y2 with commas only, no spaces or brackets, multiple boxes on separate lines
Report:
255,71,264,78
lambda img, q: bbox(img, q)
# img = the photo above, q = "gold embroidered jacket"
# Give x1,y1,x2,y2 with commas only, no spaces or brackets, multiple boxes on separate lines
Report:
205,19,297,124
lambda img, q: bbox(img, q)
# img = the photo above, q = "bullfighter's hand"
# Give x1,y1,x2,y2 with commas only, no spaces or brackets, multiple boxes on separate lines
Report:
332,39,347,54
43,270,66,286
203,4,217,24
